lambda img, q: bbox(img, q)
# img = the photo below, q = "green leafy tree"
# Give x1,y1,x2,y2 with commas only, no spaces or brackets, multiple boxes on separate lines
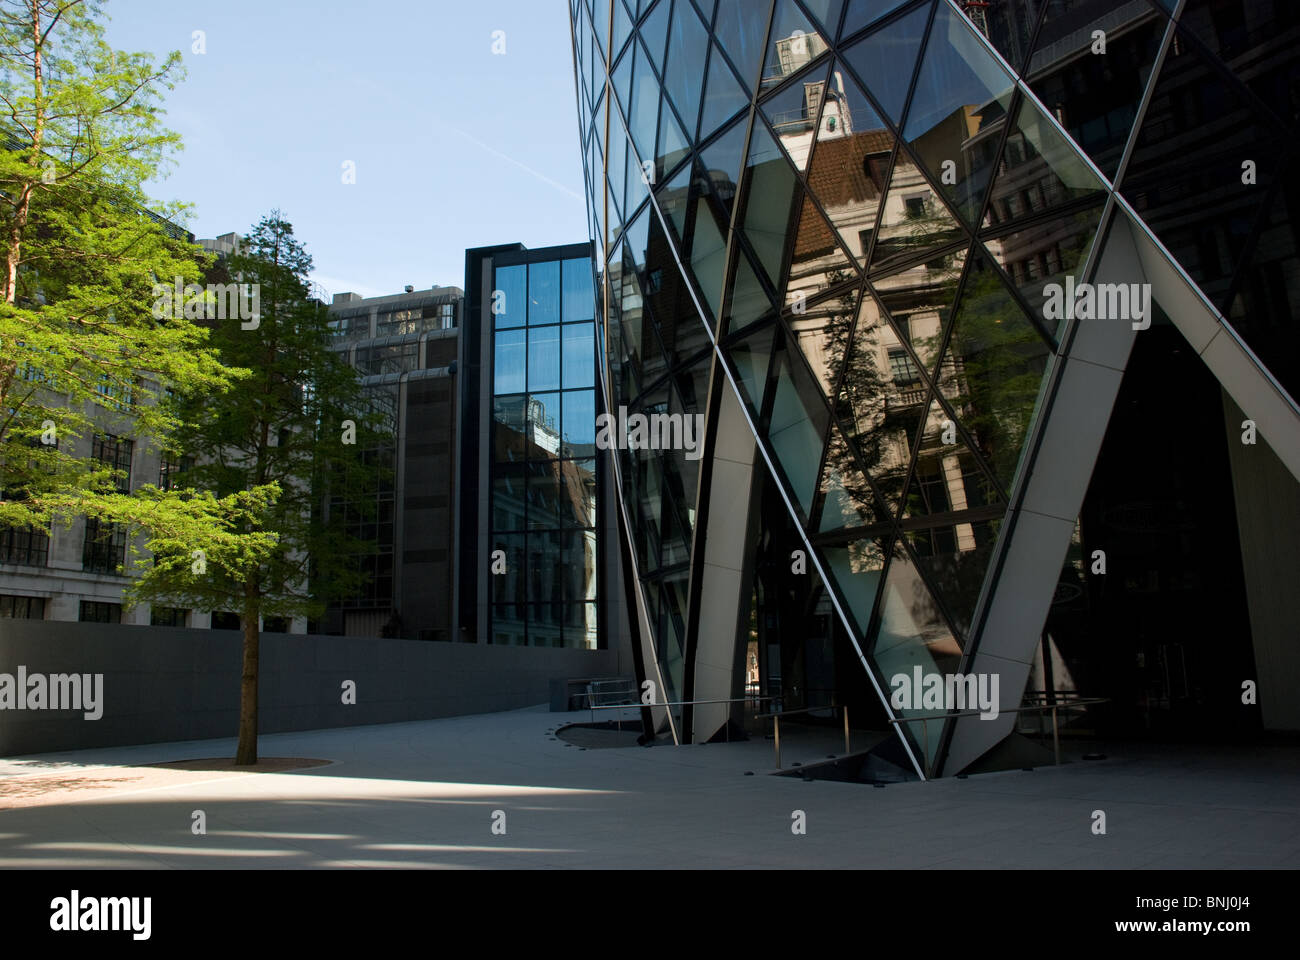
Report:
0,0,240,530
128,214,381,765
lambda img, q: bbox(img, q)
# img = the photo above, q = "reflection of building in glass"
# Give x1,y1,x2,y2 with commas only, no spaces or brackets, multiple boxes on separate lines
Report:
571,0,1300,776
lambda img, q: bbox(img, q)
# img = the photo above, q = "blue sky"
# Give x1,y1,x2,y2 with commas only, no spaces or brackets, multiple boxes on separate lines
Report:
103,0,589,298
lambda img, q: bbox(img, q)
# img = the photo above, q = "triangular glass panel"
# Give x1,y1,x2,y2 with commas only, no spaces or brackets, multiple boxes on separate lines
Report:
873,243,968,378
655,95,691,184
693,0,718,23
800,0,846,39
840,2,930,126
612,0,635,63
1121,34,1288,317
840,0,912,41
788,282,860,399
592,0,611,62
903,1,1016,226
761,60,832,173
935,251,1053,496
979,204,1104,343
628,41,663,164
835,291,919,516
767,336,833,519
656,161,694,245
961,0,1042,74
687,186,730,320
623,196,653,270
761,0,830,96
697,116,750,217
646,222,712,366
787,190,861,319
640,0,672,75
868,153,966,274
1181,0,1300,134
738,123,800,289
626,142,652,213
804,61,894,266
722,244,778,335
903,514,1001,640
822,536,889,640
899,394,1002,523
612,40,635,119
1025,4,1163,180
714,0,774,94
817,421,883,534
611,241,645,371
868,540,963,769
663,0,711,143
727,323,776,417
981,94,1108,233
606,119,629,228
699,42,752,140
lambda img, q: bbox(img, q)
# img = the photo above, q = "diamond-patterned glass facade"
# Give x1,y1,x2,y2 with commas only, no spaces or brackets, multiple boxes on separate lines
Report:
570,0,1300,775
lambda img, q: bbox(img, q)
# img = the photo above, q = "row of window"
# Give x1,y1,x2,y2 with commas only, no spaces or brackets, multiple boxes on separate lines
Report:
329,302,458,341
0,595,287,629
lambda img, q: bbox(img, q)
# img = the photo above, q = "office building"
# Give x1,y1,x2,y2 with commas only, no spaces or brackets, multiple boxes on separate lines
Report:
568,0,1300,775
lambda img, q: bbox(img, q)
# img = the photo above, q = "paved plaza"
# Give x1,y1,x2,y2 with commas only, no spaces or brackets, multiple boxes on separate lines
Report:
1,706,1297,869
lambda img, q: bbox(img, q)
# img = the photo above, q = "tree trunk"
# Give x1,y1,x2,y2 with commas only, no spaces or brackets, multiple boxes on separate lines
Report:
6,3,45,304
234,589,260,765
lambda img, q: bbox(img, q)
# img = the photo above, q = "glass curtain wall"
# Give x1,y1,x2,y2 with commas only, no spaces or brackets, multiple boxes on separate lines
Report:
490,256,600,647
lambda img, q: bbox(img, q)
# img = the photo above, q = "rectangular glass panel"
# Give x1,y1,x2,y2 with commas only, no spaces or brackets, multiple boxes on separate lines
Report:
494,264,527,329
494,328,526,394
528,325,561,391
528,260,561,325
562,322,596,388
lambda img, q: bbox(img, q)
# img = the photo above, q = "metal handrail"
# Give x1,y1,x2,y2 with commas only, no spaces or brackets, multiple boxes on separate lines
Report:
581,695,778,739
752,704,851,769
890,697,1109,776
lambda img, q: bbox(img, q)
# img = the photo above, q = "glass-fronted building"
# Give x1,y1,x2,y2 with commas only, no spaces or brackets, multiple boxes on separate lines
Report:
569,0,1300,776
461,242,622,651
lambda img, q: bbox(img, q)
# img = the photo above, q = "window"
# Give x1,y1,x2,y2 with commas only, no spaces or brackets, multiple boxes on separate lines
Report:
904,195,928,220
889,348,922,384
0,595,45,619
79,600,122,623
150,607,188,626
0,525,49,566
159,455,194,491
82,517,128,574
95,373,136,412
211,611,241,630
91,433,133,493
490,255,600,649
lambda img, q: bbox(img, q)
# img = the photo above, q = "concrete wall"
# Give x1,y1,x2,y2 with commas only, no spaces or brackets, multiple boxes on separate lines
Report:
0,621,619,756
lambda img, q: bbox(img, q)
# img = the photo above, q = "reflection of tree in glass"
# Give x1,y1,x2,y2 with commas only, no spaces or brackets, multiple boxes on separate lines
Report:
940,260,1050,491
828,290,918,516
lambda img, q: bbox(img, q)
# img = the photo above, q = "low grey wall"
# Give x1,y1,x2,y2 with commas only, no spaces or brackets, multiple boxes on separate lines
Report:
0,621,619,756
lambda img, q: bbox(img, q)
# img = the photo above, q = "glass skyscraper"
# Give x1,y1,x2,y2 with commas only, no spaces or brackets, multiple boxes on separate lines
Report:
570,0,1300,776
